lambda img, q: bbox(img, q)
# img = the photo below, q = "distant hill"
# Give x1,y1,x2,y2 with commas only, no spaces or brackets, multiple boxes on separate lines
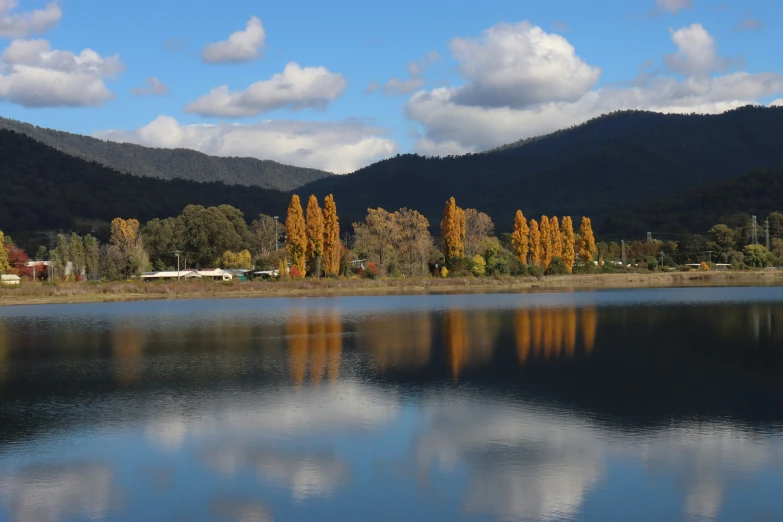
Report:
0,117,333,191
299,106,783,233
0,129,288,236
601,169,783,237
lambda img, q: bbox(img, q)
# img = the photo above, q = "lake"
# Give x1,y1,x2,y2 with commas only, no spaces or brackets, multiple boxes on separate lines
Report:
1,287,783,522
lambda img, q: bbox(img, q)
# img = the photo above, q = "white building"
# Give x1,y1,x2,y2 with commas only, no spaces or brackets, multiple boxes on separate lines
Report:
1,274,21,285
140,268,233,282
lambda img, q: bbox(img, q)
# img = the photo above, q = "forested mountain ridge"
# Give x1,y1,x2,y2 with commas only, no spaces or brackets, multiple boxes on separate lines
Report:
0,117,333,191
299,105,783,232
0,129,288,236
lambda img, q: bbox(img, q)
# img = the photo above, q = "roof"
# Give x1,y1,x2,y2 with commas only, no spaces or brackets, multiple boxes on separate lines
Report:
141,269,232,279
1,274,21,281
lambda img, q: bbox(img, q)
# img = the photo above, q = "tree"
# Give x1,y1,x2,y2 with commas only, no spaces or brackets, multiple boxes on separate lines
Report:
539,216,552,270
529,219,541,268
471,255,486,276
250,214,283,257
322,194,341,276
707,224,736,260
353,208,400,276
0,230,9,273
550,217,563,261
394,208,432,277
220,250,252,269
464,209,494,258
441,197,465,267
69,232,86,278
561,216,576,273
579,217,597,264
110,217,149,276
35,246,47,262
511,210,529,265
305,195,325,277
743,244,773,268
285,195,307,278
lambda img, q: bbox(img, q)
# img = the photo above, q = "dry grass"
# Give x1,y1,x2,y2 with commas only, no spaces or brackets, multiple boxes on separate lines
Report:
1,271,781,306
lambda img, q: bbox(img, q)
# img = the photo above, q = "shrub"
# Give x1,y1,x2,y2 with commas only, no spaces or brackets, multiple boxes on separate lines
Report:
471,255,486,276
440,267,449,278
528,265,544,278
364,262,379,279
699,261,710,271
289,265,302,279
547,257,568,275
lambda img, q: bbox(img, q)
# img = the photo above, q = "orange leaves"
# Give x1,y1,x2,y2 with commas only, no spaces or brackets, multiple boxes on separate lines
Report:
579,217,596,263
286,195,307,277
511,210,529,264
441,197,465,266
322,194,341,276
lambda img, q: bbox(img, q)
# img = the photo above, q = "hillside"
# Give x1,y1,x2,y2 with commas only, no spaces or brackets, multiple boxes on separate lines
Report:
601,169,783,237
0,117,333,191
299,106,783,232
0,130,288,236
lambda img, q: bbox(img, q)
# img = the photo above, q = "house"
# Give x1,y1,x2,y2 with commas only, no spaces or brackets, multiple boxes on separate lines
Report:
140,269,233,282
0,274,21,286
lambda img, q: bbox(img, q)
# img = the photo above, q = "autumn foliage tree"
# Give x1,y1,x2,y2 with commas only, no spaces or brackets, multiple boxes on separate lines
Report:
579,217,597,264
561,216,576,273
305,195,324,277
529,219,541,268
110,217,149,277
0,230,9,273
441,197,465,268
322,194,341,276
286,195,307,278
550,217,563,261
511,211,529,264
539,216,552,270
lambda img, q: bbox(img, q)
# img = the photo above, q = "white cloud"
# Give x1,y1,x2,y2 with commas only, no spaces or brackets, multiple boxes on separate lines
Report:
447,22,600,109
654,0,693,15
732,17,765,33
0,39,124,107
0,0,61,38
94,116,397,174
381,50,442,96
202,16,265,64
770,99,783,107
365,81,379,94
406,22,783,155
664,24,736,77
185,62,347,117
130,76,169,97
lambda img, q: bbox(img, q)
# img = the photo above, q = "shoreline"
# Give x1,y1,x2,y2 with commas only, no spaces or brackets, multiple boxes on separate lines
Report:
0,271,781,307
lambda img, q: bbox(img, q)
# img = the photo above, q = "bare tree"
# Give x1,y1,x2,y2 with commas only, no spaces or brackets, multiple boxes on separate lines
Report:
394,208,433,277
251,214,284,257
464,209,494,258
353,208,400,276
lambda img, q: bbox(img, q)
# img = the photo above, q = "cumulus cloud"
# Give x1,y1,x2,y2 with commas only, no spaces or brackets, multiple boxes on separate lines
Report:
381,50,441,96
653,0,693,15
94,116,397,173
664,24,737,77
447,21,600,108
202,16,265,64
0,0,61,38
406,22,783,155
0,38,124,107
185,62,347,117
130,76,169,97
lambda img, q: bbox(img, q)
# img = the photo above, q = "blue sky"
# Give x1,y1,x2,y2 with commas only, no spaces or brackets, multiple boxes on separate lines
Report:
0,0,781,172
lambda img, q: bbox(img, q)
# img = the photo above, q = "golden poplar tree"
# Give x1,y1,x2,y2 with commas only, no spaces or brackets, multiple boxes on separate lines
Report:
561,216,576,273
440,197,465,266
529,219,541,268
0,229,9,273
305,195,324,277
539,216,552,270
550,217,563,260
322,194,341,276
285,195,307,277
579,216,597,264
511,210,529,264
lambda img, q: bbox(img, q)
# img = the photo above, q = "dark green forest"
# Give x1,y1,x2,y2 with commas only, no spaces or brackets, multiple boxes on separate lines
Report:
0,117,332,191
0,130,288,240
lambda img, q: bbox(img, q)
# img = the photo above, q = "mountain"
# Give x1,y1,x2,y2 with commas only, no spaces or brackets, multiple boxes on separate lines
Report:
601,169,783,237
0,117,333,191
299,106,783,232
0,129,288,236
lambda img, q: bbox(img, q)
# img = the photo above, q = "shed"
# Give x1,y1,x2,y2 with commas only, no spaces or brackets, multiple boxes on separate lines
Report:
1,274,21,286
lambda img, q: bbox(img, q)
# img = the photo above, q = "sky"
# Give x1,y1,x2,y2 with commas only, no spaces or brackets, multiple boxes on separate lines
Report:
0,0,782,173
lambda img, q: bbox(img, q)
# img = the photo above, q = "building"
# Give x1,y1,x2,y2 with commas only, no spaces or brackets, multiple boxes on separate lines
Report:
140,268,233,282
0,274,21,286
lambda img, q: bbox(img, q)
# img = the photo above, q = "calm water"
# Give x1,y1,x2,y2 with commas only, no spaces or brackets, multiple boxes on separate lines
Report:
1,288,783,522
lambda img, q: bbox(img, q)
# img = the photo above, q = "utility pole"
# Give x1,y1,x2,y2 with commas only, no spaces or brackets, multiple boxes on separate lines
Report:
621,240,626,266
660,250,664,268
765,218,770,250
274,216,280,252
172,250,183,280
752,215,758,245
647,232,652,242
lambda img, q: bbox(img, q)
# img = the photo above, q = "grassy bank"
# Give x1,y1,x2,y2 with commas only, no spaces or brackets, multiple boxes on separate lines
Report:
1,271,782,307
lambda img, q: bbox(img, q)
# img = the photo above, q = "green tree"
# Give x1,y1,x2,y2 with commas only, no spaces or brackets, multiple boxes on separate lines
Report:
69,232,86,278
707,224,736,259
743,244,774,268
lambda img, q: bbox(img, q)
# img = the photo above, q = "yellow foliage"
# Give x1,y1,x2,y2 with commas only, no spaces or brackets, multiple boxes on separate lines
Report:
220,249,252,269
441,266,449,278
550,216,563,261
305,195,324,276
0,230,9,273
471,255,486,276
440,197,465,264
561,216,576,273
579,217,597,263
511,210,529,264
110,217,140,253
322,194,341,276
529,219,541,268
539,216,551,270
699,261,710,271
285,195,307,277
